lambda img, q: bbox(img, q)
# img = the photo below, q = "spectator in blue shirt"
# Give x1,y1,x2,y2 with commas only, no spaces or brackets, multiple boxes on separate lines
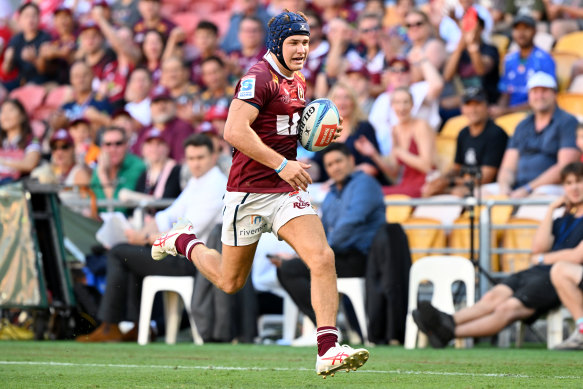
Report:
490,14,556,118
274,142,385,326
221,0,272,54
483,72,580,198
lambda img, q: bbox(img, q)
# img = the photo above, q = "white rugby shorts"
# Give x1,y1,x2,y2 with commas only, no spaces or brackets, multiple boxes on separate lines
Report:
221,190,317,246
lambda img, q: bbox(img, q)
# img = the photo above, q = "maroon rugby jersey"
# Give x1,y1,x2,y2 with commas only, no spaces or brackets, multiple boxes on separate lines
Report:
227,54,307,193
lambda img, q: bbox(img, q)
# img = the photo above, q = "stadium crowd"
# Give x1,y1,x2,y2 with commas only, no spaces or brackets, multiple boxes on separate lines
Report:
2,0,583,349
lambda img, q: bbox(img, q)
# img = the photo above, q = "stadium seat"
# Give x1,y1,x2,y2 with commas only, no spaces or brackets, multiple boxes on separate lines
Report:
257,293,298,343
206,10,232,38
553,31,583,58
402,217,447,263
439,115,469,140
553,52,580,92
500,218,540,273
435,136,457,173
138,276,203,345
494,111,528,136
337,277,369,345
172,12,201,36
513,306,574,349
556,92,583,119
411,194,463,226
384,194,413,224
404,255,475,349
33,85,72,121
9,84,47,116
490,34,510,59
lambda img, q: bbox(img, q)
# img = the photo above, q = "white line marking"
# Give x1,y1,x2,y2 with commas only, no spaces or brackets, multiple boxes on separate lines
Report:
0,361,580,379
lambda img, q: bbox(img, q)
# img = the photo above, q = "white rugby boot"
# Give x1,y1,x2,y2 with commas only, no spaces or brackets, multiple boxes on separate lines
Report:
315,343,369,378
151,220,198,260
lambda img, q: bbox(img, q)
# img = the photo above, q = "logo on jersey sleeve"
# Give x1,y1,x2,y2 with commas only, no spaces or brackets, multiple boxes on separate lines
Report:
238,75,256,99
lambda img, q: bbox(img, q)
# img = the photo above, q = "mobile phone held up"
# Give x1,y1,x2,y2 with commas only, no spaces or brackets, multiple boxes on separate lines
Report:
462,7,478,32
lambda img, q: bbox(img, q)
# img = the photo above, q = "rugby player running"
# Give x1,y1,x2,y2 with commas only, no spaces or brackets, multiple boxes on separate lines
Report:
151,10,369,377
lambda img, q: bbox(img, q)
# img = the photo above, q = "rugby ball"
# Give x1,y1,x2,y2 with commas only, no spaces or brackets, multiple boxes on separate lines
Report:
298,98,340,152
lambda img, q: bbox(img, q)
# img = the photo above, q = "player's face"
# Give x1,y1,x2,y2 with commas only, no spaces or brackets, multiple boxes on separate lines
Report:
323,150,354,185
563,173,583,206
282,34,310,72
185,145,215,178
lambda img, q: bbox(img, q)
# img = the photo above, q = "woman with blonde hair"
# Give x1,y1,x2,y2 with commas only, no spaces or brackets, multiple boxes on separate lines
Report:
312,81,383,182
355,86,435,197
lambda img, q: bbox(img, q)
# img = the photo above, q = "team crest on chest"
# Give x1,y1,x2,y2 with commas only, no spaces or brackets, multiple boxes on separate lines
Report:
298,85,305,101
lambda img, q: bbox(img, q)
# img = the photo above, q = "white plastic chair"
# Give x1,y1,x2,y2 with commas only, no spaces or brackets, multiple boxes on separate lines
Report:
138,276,203,345
515,306,574,349
337,277,369,345
404,255,475,349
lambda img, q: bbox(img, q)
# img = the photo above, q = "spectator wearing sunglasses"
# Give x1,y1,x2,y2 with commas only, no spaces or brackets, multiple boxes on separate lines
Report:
31,129,91,187
90,126,145,212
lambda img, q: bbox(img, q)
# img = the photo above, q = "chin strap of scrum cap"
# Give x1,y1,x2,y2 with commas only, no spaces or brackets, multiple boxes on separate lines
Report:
266,11,310,71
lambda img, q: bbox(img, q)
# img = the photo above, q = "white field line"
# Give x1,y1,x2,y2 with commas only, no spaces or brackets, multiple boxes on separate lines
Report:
0,361,580,380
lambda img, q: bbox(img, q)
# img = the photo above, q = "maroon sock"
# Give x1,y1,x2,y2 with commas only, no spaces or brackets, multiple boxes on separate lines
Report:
175,234,199,257
317,326,339,356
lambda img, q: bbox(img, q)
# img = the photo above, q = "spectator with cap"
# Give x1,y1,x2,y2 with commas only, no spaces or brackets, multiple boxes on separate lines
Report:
51,61,112,131
342,63,374,115
368,56,443,157
0,99,42,184
37,6,76,85
133,89,194,162
74,21,117,86
123,67,153,127
68,117,100,168
159,56,200,126
203,105,229,140
483,72,580,198
229,15,267,79
120,127,182,206
1,2,52,89
489,15,556,118
132,0,176,45
422,87,508,197
111,109,141,155
31,128,91,187
90,125,145,211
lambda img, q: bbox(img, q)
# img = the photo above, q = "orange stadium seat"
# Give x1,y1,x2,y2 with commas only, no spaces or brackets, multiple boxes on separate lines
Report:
553,31,583,58
402,217,447,263
172,12,201,36
556,92,583,119
501,218,540,273
206,10,232,38
553,52,580,92
494,111,528,136
9,84,47,117
384,194,413,224
435,135,457,172
440,115,469,140
33,85,72,121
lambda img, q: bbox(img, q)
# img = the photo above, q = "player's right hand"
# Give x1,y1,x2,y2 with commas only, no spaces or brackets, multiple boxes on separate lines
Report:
278,160,313,191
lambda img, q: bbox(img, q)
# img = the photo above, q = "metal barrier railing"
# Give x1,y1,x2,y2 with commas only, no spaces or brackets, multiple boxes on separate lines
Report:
59,189,554,298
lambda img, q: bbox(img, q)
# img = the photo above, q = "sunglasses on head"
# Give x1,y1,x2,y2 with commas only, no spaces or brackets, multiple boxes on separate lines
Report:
406,21,425,29
51,143,71,151
103,140,125,147
361,26,381,33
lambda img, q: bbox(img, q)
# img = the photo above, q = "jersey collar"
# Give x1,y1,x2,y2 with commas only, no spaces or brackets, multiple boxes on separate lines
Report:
264,51,294,81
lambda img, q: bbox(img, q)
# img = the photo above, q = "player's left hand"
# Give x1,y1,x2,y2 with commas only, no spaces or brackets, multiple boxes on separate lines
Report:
333,116,344,140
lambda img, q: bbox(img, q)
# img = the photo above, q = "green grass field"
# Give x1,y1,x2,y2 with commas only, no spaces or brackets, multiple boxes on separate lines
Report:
1,341,581,388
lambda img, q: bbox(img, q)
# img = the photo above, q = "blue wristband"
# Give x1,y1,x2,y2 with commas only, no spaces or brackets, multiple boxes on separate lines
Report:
523,183,533,194
275,158,288,174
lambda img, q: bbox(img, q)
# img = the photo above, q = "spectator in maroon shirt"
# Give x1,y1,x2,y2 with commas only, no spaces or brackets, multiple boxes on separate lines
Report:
132,0,176,44
134,89,194,162
229,15,267,79
38,6,76,85
74,21,117,85
199,56,234,124
159,56,200,126
189,21,225,89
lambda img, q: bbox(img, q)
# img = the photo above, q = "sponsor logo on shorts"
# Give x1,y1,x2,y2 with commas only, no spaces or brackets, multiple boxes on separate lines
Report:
293,198,311,209
249,215,262,225
239,225,267,236
238,76,256,99
288,191,299,197
314,124,337,147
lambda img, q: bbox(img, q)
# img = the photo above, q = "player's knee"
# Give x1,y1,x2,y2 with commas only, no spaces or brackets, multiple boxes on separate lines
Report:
306,247,335,275
218,277,246,295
